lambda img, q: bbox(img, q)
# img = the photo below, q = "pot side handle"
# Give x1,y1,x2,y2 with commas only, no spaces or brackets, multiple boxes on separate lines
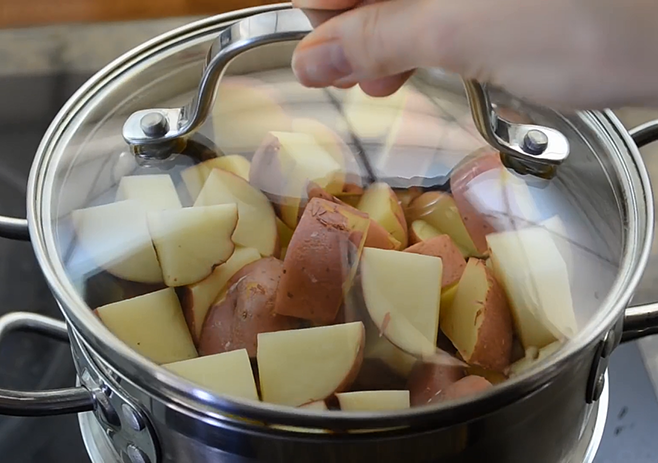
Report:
623,120,658,343
0,312,96,416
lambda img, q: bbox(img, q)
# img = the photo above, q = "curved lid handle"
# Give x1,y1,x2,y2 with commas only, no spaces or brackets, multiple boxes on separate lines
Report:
122,8,570,168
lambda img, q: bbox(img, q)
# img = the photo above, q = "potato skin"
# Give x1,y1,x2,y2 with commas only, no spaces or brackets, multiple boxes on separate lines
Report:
198,257,300,357
450,147,504,254
433,375,492,403
307,184,400,250
274,198,367,324
407,362,465,406
404,235,466,288
469,262,514,373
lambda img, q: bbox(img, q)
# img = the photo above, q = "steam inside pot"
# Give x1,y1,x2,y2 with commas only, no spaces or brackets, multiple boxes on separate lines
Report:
58,68,621,424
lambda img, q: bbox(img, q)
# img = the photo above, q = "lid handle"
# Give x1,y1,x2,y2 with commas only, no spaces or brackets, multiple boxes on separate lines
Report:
122,8,570,167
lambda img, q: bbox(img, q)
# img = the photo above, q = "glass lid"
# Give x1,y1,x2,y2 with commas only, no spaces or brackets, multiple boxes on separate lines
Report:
45,8,631,417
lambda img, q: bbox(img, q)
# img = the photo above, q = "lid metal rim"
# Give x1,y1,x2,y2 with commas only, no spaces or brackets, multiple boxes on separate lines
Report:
26,4,653,429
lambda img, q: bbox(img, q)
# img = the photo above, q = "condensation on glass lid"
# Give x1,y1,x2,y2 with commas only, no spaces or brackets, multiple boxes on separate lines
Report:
56,67,620,420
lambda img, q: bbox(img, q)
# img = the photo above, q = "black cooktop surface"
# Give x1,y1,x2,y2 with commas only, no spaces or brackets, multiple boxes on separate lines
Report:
0,73,657,463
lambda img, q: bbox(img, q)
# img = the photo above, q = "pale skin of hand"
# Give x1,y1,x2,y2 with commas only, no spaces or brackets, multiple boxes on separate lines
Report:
291,0,658,110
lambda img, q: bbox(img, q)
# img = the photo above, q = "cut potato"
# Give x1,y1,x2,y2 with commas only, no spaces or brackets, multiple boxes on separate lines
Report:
276,218,294,259
115,174,182,211
199,258,300,358
395,187,423,214
147,204,238,287
178,247,261,342
181,155,252,200
487,227,577,349
336,390,410,411
250,131,345,229
465,365,508,385
361,248,442,344
257,322,365,406
450,148,504,254
194,169,278,257
364,323,418,378
407,362,465,406
408,192,480,257
508,341,562,377
291,117,363,187
300,400,328,411
211,77,291,154
408,219,441,245
357,182,408,248
439,283,459,322
360,248,461,367
95,288,197,364
164,348,259,401
441,258,513,373
274,198,369,324
306,184,400,250
72,200,163,284
452,148,542,250
436,375,493,402
404,235,467,288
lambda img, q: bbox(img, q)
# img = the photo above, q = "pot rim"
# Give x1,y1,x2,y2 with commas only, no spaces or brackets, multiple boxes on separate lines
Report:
26,3,654,430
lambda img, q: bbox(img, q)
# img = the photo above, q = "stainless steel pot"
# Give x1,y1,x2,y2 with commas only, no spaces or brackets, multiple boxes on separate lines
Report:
1,5,658,463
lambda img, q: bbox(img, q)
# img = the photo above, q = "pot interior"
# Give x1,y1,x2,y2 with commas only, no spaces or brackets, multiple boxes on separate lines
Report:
32,7,650,425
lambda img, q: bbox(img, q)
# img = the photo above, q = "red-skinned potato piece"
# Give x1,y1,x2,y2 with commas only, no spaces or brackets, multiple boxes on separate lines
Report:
404,235,466,288
357,182,408,248
442,258,514,372
450,147,505,254
198,258,300,357
434,375,493,403
407,362,465,406
307,184,400,250
274,198,369,324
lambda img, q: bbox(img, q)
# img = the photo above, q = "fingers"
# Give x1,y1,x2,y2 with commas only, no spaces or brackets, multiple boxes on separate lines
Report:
292,0,467,87
357,72,414,97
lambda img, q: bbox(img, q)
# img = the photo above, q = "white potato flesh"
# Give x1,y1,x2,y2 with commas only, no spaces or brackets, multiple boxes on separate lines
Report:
336,390,410,412
360,248,442,345
194,168,277,257
71,200,163,284
96,288,197,364
115,174,182,211
257,322,364,407
487,227,577,348
148,204,238,287
181,247,262,340
181,155,251,201
164,348,259,401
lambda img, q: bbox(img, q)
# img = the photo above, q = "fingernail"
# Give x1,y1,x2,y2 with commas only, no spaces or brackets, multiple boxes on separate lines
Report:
292,41,353,86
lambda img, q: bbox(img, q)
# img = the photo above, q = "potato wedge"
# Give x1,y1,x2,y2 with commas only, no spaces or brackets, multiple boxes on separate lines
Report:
436,375,493,402
164,348,259,401
404,235,466,288
257,322,365,406
95,288,197,364
441,258,513,373
274,198,369,324
198,258,300,357
407,362,465,406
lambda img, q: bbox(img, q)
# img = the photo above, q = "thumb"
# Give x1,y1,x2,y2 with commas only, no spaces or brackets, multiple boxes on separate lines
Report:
292,0,476,87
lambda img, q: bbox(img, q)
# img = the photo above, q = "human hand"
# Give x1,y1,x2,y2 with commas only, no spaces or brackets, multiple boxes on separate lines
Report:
291,0,658,109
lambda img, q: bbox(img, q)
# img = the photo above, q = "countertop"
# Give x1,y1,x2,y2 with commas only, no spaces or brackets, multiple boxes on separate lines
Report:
0,16,657,463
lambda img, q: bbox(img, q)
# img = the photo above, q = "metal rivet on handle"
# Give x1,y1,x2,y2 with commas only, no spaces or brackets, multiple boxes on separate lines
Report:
126,444,151,463
121,403,145,432
523,129,549,155
140,113,169,138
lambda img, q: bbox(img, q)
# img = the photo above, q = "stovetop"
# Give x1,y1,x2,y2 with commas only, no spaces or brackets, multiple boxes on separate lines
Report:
0,20,658,463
